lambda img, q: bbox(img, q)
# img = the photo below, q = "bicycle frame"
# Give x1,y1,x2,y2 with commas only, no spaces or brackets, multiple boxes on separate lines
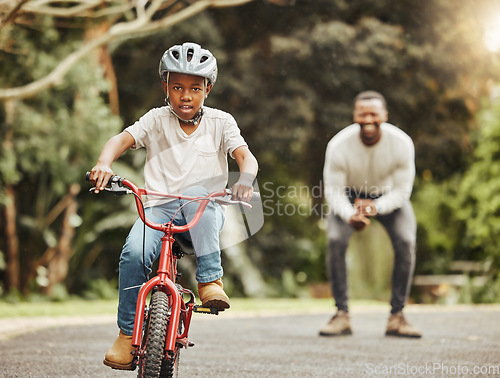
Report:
132,234,184,354
117,178,228,359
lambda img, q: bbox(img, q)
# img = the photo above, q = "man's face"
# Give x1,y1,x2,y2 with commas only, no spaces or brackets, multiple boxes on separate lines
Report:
353,98,388,145
162,72,212,121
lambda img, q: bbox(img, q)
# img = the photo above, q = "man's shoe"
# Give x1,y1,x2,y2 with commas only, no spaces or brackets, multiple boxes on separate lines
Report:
385,312,422,338
103,330,135,370
198,278,230,310
319,310,352,336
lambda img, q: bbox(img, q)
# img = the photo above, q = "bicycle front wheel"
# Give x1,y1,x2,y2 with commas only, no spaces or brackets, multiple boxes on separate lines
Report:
160,349,180,377
160,290,183,377
137,290,171,378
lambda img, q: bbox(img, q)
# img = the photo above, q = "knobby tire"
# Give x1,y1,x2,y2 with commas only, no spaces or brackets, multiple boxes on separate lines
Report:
160,350,180,377
160,289,184,377
137,290,176,378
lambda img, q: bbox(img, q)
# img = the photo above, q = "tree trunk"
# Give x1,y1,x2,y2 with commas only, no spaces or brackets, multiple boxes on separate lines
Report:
85,22,120,115
2,99,20,292
4,185,20,292
42,184,80,295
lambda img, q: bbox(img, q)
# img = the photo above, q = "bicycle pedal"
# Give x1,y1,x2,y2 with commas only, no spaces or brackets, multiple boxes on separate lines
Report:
193,305,220,315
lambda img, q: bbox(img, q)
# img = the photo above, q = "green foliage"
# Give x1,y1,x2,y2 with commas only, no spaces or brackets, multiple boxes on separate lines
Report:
205,0,498,297
48,283,71,302
456,100,500,269
412,178,462,274
82,278,118,300
0,15,123,295
2,1,500,302
473,276,500,303
1,16,122,189
407,99,500,301
108,0,499,299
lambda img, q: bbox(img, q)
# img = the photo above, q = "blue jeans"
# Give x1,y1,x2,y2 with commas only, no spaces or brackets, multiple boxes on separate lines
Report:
326,200,416,314
117,186,225,335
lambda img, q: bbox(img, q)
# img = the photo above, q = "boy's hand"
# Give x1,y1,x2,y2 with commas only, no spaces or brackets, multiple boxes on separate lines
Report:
231,172,255,202
231,182,254,202
89,164,114,194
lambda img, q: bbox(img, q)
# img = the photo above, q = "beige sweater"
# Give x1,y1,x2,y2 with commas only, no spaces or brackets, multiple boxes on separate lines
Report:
323,122,415,223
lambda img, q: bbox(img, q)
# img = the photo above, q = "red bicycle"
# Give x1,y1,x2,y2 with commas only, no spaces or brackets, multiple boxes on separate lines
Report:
86,173,254,377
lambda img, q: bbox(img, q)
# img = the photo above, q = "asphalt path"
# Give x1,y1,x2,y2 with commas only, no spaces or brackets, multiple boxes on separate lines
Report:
0,305,499,377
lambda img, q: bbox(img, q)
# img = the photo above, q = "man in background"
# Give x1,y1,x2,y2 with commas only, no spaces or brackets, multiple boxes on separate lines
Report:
321,91,421,338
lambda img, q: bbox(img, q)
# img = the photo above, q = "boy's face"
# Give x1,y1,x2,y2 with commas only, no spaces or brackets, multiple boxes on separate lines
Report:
162,72,212,121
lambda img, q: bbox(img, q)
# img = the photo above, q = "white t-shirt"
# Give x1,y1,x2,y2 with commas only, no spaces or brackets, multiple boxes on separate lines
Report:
323,122,415,223
125,106,247,207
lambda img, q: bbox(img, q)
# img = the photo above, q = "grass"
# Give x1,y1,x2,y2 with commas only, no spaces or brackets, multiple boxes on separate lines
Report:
0,299,119,318
0,297,389,319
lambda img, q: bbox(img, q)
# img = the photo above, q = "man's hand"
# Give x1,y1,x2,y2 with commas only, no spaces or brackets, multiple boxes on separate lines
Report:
349,213,370,231
355,198,378,216
350,198,378,231
89,164,114,194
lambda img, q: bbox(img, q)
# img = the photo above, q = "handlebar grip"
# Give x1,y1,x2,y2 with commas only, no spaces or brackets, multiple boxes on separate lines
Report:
85,172,91,181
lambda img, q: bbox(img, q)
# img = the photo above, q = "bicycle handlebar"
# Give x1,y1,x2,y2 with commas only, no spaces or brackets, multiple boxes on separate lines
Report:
85,172,258,233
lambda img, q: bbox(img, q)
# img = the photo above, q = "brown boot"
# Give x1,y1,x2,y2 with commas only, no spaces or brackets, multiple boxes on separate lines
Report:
103,330,135,370
386,312,422,338
198,278,230,310
319,310,352,336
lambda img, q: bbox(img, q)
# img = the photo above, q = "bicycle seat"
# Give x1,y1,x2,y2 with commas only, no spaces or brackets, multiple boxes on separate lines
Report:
173,237,195,256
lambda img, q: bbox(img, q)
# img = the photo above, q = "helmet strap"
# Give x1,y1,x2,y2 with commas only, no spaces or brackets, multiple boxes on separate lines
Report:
170,105,204,125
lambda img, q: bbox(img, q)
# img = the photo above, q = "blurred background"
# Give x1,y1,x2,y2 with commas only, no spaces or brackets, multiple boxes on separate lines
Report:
1,0,500,306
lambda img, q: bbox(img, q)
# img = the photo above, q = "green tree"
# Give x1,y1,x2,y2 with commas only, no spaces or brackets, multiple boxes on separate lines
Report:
0,16,123,295
0,0,270,297
456,98,500,290
104,0,499,297
2,0,499,300
206,0,498,293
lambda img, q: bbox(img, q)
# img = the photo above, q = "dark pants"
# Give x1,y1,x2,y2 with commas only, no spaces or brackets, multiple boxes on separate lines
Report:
326,200,416,314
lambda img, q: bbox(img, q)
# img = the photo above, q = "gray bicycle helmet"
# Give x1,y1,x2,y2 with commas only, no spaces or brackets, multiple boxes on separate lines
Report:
159,42,218,85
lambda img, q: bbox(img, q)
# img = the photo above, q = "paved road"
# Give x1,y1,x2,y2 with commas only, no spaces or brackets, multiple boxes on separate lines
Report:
1,306,499,377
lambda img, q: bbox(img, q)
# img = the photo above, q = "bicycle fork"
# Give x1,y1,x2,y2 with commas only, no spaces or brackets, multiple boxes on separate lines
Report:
131,233,195,357
132,277,183,349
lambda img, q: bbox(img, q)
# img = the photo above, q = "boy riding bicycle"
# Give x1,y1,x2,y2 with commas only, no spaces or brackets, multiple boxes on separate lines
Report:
89,42,258,370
